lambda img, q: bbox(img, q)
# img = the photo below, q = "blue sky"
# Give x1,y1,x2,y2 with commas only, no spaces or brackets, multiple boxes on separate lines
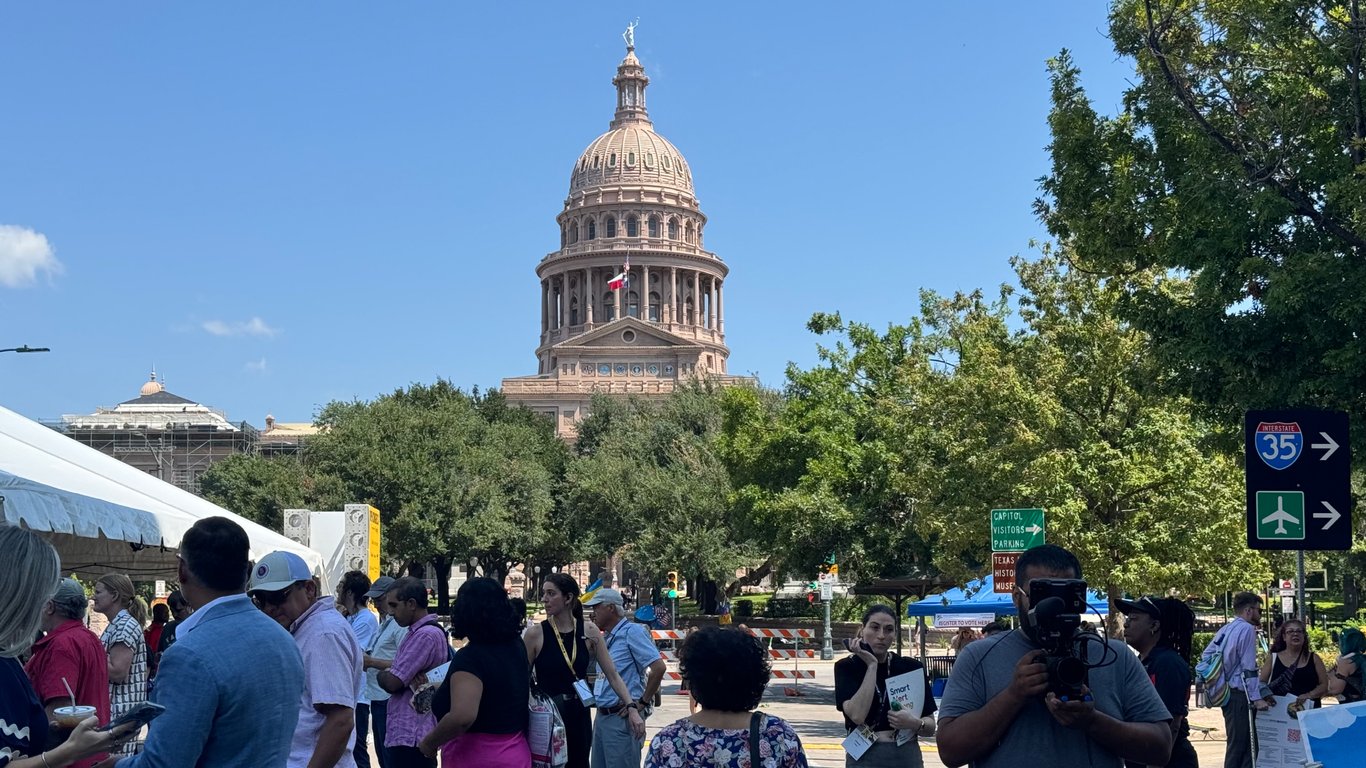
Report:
1,3,1132,425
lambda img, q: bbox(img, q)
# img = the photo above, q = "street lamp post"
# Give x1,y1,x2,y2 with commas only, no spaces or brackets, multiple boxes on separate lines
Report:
0,346,50,354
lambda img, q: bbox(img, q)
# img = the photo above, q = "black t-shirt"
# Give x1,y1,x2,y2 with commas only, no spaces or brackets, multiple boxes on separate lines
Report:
1,656,48,765
834,653,937,733
1142,646,1190,736
439,638,531,735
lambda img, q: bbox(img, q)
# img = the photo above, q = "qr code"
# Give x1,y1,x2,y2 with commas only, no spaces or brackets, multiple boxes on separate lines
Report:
1287,729,1302,743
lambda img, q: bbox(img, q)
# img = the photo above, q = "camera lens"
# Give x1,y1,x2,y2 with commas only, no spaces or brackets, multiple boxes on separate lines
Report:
1054,656,1087,689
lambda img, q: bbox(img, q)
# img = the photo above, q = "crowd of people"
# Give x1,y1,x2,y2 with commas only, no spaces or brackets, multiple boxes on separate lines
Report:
2,518,813,768
10,524,1366,768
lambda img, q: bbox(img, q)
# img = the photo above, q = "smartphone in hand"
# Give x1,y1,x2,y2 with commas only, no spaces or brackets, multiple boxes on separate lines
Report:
97,703,166,732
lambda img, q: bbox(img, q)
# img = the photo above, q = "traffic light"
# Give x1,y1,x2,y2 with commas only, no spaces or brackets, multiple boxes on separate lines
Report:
666,571,679,600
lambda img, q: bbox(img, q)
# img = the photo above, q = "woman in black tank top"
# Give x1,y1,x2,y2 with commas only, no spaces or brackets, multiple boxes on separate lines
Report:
523,574,642,768
1258,619,1328,710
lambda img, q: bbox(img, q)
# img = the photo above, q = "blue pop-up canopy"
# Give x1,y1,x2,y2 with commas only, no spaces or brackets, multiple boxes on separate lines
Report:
906,575,1109,617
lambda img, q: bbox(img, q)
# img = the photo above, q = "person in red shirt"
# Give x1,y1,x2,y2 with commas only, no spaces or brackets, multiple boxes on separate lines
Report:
24,577,111,768
143,603,169,679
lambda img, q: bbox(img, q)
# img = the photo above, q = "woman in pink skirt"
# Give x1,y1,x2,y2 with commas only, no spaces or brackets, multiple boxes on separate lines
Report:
419,578,530,767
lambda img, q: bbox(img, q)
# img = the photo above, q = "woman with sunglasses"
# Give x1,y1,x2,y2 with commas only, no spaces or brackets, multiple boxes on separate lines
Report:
1117,596,1196,768
1257,618,1328,711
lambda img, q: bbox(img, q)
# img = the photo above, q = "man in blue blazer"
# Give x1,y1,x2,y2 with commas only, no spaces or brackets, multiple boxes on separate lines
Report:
111,517,306,768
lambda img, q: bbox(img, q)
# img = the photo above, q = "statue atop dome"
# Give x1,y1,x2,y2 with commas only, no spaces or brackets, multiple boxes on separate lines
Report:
623,19,638,50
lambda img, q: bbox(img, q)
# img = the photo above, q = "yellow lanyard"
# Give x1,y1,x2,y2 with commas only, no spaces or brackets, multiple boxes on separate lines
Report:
552,619,579,677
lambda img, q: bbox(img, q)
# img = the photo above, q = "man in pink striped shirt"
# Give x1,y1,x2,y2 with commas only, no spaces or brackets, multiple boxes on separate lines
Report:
377,578,449,768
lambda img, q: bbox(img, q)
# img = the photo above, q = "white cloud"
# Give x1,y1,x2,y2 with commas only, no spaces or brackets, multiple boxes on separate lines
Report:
1302,702,1360,739
202,316,279,337
0,225,63,288
245,358,268,373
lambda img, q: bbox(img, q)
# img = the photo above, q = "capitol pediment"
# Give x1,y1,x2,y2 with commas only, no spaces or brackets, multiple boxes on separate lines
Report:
550,316,701,351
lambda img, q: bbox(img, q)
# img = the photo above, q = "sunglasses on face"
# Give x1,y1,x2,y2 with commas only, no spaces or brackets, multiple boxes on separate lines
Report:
251,583,299,609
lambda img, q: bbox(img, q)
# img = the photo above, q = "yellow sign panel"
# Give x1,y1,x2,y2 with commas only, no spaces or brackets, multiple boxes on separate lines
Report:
367,506,381,582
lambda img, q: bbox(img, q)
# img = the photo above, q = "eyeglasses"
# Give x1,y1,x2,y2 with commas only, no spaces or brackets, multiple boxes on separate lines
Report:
251,583,298,610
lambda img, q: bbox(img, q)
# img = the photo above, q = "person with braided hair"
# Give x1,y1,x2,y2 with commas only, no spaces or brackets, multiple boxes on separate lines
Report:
1117,596,1197,768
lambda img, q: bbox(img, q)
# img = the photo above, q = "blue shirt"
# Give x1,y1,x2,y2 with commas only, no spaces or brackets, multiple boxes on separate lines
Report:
593,620,658,706
347,609,380,704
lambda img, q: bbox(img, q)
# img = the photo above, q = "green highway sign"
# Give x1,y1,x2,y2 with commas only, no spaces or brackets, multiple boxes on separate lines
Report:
991,508,1046,552
1255,491,1306,542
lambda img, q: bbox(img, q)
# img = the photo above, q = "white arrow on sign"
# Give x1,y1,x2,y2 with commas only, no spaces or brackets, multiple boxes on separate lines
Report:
1314,501,1342,530
1025,524,1043,536
1311,432,1340,461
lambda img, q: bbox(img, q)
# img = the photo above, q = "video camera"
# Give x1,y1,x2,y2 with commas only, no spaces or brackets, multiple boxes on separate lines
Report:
1025,578,1090,700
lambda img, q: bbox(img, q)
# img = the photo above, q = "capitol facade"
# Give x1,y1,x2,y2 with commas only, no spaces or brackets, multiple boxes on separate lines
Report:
502,37,748,437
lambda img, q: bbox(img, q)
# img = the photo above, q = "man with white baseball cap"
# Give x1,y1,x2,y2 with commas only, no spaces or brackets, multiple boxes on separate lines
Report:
250,551,363,768
585,588,665,768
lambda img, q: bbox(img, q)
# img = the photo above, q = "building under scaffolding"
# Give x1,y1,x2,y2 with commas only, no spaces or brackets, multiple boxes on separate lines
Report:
60,372,258,495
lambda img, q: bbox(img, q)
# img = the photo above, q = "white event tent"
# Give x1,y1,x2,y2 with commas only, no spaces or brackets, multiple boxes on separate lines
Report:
0,404,324,580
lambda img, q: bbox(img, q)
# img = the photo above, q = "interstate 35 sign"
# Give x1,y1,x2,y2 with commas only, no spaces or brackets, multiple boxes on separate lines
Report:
1245,409,1351,551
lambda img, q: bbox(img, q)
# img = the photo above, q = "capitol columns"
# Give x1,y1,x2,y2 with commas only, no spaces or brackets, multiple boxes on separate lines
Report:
668,267,678,326
692,270,701,326
709,277,717,330
642,264,650,320
586,268,595,326
541,278,550,334
717,279,724,333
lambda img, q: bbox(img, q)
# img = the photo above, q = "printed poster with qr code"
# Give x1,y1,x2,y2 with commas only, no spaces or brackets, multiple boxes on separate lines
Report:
1253,694,1312,768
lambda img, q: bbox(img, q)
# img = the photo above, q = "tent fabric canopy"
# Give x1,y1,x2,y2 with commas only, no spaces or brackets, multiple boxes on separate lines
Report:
0,404,323,580
906,575,1110,618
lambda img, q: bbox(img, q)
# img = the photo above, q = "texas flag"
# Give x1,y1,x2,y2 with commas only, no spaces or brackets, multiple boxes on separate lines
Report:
608,256,631,290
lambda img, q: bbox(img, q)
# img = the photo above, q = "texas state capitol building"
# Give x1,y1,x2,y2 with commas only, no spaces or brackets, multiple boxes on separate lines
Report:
502,37,749,437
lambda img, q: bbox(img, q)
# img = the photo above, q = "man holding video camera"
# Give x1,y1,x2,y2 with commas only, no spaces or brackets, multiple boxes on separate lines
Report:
937,545,1173,767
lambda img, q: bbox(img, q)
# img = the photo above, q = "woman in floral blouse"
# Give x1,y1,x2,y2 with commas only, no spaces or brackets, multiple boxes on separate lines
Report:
645,626,807,768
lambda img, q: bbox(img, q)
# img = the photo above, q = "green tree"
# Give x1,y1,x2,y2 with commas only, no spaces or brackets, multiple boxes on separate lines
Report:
913,255,1269,612
718,324,940,587
564,385,760,600
765,255,1270,625
306,381,569,612
199,453,346,530
1038,0,1366,608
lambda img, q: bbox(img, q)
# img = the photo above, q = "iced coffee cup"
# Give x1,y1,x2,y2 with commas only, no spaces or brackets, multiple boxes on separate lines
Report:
52,705,97,729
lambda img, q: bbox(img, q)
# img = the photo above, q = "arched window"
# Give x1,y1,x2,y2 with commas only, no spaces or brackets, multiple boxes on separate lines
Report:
608,153,617,168
587,219,596,240
606,217,617,238
560,226,566,248
668,218,679,240
569,221,579,244
648,216,660,238
570,297,579,326
627,215,639,238
627,291,640,318
685,221,696,243
602,292,616,321
684,298,695,325
627,152,636,167
648,292,661,322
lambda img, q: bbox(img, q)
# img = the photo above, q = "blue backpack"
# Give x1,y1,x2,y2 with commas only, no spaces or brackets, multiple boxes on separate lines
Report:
1196,628,1230,708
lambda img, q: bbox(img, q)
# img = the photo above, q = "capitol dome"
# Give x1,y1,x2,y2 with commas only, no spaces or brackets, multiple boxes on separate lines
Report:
571,127,693,194
567,48,695,197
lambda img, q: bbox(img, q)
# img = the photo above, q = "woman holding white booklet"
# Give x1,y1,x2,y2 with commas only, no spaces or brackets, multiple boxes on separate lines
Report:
834,605,937,767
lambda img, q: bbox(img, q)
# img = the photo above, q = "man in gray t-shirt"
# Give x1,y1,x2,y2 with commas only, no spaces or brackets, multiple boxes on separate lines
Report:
937,545,1173,767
